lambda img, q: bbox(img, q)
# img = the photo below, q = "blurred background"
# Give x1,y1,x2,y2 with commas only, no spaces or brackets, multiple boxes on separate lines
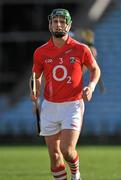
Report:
0,0,121,145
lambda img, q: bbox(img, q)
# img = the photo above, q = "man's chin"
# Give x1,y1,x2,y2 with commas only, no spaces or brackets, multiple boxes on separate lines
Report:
52,32,66,38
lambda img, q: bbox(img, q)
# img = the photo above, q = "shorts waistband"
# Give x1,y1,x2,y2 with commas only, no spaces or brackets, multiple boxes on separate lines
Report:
44,99,83,105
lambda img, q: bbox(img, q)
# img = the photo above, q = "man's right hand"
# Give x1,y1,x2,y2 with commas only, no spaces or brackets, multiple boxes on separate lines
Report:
30,78,41,102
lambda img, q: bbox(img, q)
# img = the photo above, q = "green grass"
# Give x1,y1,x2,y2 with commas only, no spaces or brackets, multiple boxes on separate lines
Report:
0,145,121,180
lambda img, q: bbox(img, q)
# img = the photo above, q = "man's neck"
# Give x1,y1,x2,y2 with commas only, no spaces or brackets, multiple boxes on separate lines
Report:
52,35,68,48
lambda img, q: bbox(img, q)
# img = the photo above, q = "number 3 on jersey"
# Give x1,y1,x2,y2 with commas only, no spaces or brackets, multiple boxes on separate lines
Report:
52,65,72,84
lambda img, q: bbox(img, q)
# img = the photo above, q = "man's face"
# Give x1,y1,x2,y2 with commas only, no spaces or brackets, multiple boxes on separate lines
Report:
49,16,71,38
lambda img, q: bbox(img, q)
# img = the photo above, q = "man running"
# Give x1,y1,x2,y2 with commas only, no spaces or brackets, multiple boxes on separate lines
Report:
30,8,101,180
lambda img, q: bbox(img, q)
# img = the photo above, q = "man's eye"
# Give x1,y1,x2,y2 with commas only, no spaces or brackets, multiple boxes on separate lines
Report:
53,20,58,23
60,20,66,24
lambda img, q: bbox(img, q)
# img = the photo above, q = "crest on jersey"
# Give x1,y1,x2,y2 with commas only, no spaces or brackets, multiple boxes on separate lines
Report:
70,57,75,64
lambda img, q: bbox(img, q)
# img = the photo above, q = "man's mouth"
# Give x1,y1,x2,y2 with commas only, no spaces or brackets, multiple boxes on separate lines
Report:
56,29,62,32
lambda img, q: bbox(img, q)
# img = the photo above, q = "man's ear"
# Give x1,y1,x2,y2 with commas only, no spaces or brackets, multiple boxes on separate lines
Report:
67,23,72,32
49,22,52,32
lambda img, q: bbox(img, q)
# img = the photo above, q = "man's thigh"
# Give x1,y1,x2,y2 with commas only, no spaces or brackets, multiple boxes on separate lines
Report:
45,132,61,154
60,129,80,149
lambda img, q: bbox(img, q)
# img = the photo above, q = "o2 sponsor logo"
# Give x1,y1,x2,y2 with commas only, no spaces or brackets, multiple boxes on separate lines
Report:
52,65,72,84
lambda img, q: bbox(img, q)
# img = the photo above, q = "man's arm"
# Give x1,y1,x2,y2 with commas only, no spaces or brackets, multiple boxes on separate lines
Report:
82,59,101,101
29,73,42,101
82,31,106,94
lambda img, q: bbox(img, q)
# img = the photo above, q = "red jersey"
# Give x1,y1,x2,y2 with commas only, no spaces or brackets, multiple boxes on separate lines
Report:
33,36,94,102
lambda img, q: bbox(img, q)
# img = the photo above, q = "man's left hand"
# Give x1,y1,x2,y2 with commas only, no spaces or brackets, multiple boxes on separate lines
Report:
82,86,93,101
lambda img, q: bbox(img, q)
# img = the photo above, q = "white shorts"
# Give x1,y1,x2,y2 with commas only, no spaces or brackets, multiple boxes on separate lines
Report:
40,99,85,136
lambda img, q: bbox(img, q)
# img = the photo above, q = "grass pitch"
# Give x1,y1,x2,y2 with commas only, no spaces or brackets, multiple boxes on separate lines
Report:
0,145,121,180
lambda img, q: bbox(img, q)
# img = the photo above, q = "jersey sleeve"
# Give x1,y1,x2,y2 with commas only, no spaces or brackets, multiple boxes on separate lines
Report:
32,48,44,77
82,45,95,68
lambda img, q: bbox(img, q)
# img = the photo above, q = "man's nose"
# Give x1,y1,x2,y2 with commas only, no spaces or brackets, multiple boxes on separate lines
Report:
57,21,61,26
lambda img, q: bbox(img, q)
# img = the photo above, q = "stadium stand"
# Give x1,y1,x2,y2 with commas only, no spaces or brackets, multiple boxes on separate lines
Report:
0,1,121,143
84,1,121,136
